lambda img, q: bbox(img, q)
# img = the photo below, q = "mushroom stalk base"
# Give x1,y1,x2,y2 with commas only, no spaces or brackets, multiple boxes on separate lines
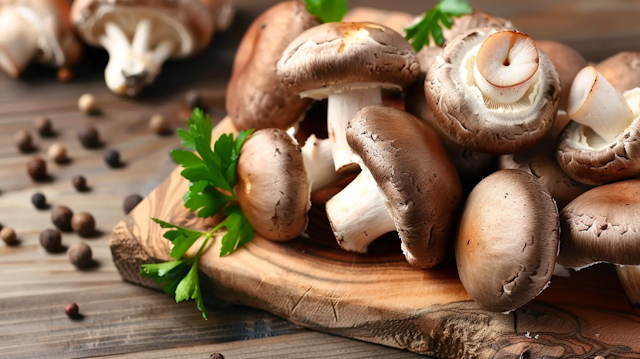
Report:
301,135,340,193
616,265,640,306
326,169,395,253
0,9,39,77
327,88,383,172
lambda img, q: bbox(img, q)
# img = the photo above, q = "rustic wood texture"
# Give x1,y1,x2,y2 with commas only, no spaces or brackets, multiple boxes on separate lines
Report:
2,0,640,358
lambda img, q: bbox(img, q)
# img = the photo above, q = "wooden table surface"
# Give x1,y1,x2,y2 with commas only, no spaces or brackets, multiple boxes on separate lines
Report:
1,1,639,358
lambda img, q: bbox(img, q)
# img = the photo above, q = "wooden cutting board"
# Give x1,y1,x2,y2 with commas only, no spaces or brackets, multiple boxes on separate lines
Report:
110,117,640,359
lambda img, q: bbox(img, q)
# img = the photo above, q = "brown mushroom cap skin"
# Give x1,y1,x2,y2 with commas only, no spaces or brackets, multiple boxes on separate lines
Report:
346,105,463,268
595,52,640,93
236,129,309,242
226,1,319,131
536,40,587,111
558,179,640,269
456,169,559,313
426,27,561,155
277,22,420,95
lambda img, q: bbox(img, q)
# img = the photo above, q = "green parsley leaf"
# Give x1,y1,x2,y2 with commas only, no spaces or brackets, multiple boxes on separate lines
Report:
151,218,205,260
183,181,228,218
404,0,472,52
304,0,348,23
220,205,255,257
177,129,196,150
141,259,190,295
171,149,204,168
175,264,206,319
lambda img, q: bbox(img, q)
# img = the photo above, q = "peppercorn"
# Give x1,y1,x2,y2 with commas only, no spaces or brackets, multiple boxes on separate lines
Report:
47,143,69,164
104,149,121,168
78,93,97,114
210,354,225,359
52,206,73,232
68,242,92,269
123,194,143,214
71,212,95,238
185,90,202,109
15,130,34,153
40,229,62,252
77,124,101,149
35,116,54,137
149,114,171,135
31,192,48,209
0,222,3,231
64,303,79,318
0,227,17,246
27,157,47,181
72,175,88,192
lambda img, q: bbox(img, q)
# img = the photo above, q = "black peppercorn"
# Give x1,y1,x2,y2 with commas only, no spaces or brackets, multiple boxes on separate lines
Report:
77,124,101,148
68,242,92,268
104,149,121,168
52,206,73,232
185,90,202,109
71,212,96,238
27,157,47,181
35,116,55,137
31,193,48,209
40,229,62,252
123,194,143,214
72,175,88,192
15,130,34,153
65,303,79,317
210,354,225,359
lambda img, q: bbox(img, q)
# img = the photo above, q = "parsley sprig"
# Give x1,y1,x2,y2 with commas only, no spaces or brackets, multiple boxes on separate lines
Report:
405,0,472,52
141,109,255,319
303,0,348,23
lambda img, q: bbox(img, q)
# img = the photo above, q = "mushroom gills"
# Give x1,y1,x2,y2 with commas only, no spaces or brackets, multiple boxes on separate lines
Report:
326,168,396,253
0,8,40,77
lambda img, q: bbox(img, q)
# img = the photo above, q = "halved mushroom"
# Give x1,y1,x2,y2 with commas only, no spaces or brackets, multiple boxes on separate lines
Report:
536,40,587,111
277,22,420,172
557,66,640,185
71,0,226,96
595,52,640,93
426,28,560,154
456,169,559,313
325,105,462,268
226,1,319,131
0,0,81,78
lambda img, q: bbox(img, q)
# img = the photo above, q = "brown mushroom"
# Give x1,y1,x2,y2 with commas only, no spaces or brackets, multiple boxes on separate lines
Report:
325,105,462,268
226,1,319,131
595,52,640,93
278,22,420,171
342,7,414,34
0,0,81,78
536,40,587,111
456,170,559,312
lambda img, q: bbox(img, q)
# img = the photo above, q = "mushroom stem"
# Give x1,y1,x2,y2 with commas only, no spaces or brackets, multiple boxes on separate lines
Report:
301,135,341,193
568,66,635,143
327,88,383,172
616,265,640,306
326,169,395,253
0,9,39,77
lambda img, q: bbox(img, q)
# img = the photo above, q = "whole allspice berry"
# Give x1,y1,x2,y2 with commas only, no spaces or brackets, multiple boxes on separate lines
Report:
0,227,17,245
52,206,74,231
15,130,34,153
31,192,48,209
71,212,96,238
35,116,54,137
104,149,121,168
27,157,47,181
47,143,69,164
72,175,88,192
39,229,62,252
64,302,79,318
68,242,92,268
123,194,143,214
77,124,101,149
149,114,171,135
78,93,98,114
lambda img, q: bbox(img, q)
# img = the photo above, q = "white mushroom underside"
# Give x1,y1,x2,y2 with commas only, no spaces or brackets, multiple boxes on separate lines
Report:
300,135,341,193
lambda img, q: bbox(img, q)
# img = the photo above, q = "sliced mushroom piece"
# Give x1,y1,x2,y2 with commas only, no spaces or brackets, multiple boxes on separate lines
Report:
0,0,81,77
426,28,560,155
278,22,420,172
226,1,319,131
71,0,220,96
595,52,640,93
325,105,462,268
456,170,559,313
536,40,587,111
557,66,640,185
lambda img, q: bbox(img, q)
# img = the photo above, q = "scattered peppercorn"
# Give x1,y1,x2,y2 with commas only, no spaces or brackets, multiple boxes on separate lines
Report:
47,143,69,164
104,149,121,168
52,206,74,232
0,227,17,246
40,229,62,252
0,222,3,231
57,67,73,82
31,192,48,209
78,93,98,114
210,354,225,359
77,124,101,149
68,242,92,268
149,114,171,135
71,212,96,238
35,116,55,137
15,130,34,153
64,303,79,317
185,90,202,109
123,194,143,214
72,175,88,192
27,157,47,181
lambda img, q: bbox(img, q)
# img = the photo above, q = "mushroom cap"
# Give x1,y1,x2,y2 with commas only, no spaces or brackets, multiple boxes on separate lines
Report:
455,169,559,313
595,52,640,93
346,105,463,268
277,22,420,97
236,128,310,242
499,137,591,209
71,0,215,57
0,0,82,67
426,27,561,155
226,1,319,131
536,40,587,111
558,179,640,269
342,7,414,35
